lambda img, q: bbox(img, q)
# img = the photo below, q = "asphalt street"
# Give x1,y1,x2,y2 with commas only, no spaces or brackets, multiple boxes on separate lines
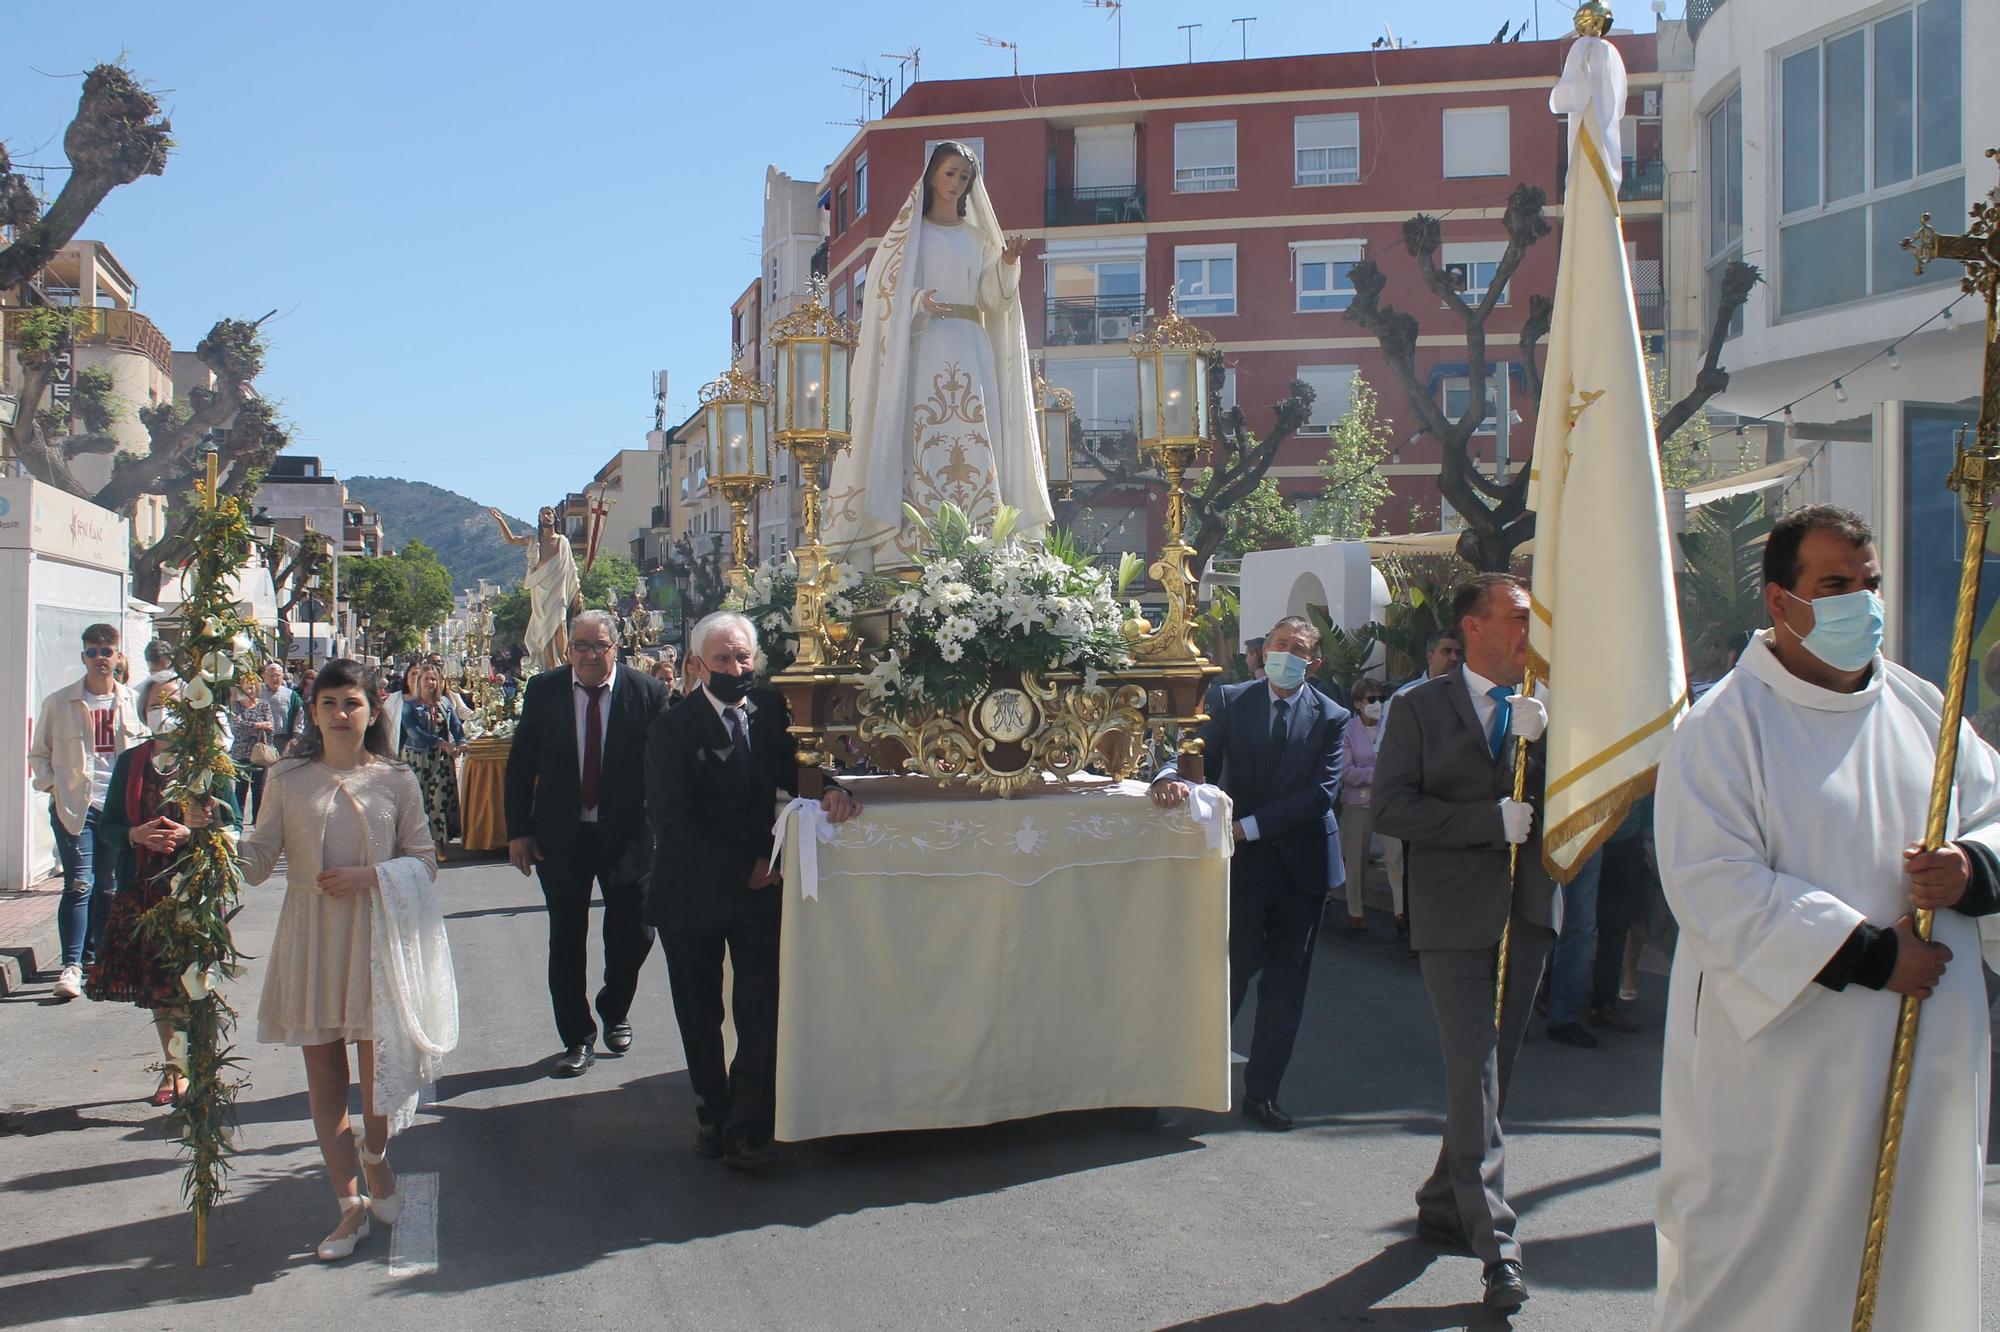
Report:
3,855,1997,1331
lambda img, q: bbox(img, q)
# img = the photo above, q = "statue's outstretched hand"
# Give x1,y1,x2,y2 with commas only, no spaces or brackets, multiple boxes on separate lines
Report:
1001,235,1026,265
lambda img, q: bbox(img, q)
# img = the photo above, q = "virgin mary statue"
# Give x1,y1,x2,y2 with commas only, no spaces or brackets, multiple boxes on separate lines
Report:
825,141,1054,567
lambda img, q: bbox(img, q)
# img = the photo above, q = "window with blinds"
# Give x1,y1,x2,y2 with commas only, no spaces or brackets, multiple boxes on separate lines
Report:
1174,122,1238,193
1295,114,1361,187
1442,107,1510,179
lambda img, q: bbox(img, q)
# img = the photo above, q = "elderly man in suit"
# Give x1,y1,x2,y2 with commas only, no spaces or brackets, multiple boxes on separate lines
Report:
647,610,859,1169
505,608,673,1078
1372,572,1557,1315
1152,614,1346,1131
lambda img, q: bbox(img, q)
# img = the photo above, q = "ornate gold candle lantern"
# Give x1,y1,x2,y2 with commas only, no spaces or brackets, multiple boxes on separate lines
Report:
697,358,775,592
1126,291,1216,660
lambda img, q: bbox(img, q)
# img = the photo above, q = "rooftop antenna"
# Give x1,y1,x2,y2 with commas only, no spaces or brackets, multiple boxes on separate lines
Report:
1083,0,1123,68
977,33,1020,76
880,47,921,98
1232,17,1256,59
834,64,891,119
1178,22,1202,62
1382,21,1399,50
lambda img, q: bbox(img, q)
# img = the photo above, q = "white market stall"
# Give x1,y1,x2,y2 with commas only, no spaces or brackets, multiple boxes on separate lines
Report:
0,479,133,891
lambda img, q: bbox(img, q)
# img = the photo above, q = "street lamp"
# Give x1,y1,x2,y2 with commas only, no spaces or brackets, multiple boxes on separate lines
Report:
673,558,692,650
697,358,774,593
301,574,324,676
0,391,19,429
769,277,857,672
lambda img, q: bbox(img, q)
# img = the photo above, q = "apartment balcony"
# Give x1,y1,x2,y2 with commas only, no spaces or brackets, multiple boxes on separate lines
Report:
1555,136,1666,203
1687,0,1727,43
1045,295,1147,347
3,306,174,377
1632,259,1666,331
810,241,829,280
1045,184,1146,228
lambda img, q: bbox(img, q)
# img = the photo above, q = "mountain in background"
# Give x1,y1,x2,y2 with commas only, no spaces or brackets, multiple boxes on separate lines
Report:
344,476,528,592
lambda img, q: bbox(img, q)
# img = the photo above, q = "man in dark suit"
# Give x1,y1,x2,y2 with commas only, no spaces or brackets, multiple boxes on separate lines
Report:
505,608,672,1077
646,610,859,1169
1371,573,1557,1315
1152,614,1346,1131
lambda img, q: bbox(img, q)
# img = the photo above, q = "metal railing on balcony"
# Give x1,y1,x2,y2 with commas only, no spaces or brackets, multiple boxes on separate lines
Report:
1632,259,1666,331
1045,295,1147,347
810,241,829,279
1687,0,1727,43
2,305,174,376
1045,184,1146,228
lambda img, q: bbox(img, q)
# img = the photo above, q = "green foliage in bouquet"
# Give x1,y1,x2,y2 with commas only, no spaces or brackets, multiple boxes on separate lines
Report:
861,502,1138,717
135,468,256,1263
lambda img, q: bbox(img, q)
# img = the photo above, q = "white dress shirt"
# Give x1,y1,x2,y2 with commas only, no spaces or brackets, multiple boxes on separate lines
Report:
1460,664,1547,743
572,663,618,822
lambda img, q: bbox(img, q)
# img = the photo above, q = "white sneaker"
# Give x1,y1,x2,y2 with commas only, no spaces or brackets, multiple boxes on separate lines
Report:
52,965,83,1000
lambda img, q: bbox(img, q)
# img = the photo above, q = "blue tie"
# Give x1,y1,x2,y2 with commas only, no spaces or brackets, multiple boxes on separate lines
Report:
1487,686,1512,759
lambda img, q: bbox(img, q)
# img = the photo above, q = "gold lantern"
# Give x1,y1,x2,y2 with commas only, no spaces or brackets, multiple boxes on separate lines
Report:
1036,370,1076,501
769,277,858,549
1125,291,1217,662
697,360,774,589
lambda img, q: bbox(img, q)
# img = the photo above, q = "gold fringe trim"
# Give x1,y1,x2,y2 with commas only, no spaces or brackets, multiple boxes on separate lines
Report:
1541,767,1659,884
1545,692,1687,801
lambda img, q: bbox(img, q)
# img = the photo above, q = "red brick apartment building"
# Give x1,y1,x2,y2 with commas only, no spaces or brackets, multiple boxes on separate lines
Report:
815,34,1676,554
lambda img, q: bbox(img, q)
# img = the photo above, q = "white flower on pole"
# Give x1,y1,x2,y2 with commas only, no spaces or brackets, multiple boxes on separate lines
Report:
182,963,212,1001
201,651,233,682
183,676,214,710
166,1029,190,1070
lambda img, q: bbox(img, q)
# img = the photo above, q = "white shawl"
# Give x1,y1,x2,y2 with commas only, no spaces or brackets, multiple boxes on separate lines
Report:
841,155,1052,544
371,856,459,1136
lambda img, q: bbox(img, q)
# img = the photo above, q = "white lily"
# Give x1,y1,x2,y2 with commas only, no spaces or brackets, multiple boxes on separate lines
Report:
183,676,214,710
167,1030,190,1070
201,651,233,682
182,963,212,1001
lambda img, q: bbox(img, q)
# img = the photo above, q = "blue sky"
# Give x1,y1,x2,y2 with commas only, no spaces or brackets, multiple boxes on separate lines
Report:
2,1,1661,519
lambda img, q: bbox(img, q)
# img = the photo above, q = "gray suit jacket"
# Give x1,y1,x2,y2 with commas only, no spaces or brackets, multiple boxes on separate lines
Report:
1370,671,1559,951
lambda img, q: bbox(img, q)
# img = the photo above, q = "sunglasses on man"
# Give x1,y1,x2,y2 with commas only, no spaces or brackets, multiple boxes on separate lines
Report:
83,647,118,660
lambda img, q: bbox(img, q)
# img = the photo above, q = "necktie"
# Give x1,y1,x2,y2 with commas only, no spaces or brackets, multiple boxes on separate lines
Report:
1487,685,1512,759
580,683,607,810
725,705,752,780
1270,697,1290,754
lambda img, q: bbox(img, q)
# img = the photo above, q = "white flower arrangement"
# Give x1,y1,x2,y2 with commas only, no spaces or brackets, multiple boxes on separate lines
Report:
725,552,891,674
861,502,1139,718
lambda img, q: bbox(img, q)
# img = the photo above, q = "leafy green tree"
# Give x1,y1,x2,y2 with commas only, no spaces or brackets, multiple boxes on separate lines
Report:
578,553,641,611
489,586,532,652
344,540,455,657
1676,492,1772,675
1204,476,1308,556
1308,372,1395,539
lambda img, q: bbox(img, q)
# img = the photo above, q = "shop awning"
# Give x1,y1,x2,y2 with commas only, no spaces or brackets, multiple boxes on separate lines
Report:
1682,456,1809,507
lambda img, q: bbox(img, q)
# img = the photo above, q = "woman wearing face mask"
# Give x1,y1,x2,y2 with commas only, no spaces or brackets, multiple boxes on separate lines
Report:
1336,679,1385,933
239,660,456,1263
87,677,238,1106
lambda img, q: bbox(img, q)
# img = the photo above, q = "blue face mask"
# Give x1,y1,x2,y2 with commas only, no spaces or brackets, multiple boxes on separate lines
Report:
1783,588,1884,671
1263,650,1310,691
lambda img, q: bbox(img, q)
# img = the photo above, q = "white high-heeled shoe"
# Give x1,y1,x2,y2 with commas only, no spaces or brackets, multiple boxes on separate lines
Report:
358,1141,399,1225
315,1196,372,1262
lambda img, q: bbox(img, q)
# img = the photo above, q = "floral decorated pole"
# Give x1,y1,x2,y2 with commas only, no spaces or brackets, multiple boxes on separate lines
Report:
141,444,256,1266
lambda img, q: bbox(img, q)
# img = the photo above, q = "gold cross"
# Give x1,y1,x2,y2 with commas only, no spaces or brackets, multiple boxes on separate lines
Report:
1904,147,2000,490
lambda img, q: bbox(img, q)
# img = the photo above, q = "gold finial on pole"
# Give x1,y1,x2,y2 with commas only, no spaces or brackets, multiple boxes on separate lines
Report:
1852,149,2000,1332
202,441,220,511
1574,1,1613,38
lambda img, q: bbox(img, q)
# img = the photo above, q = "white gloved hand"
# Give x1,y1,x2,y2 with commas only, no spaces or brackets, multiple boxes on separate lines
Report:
1507,695,1547,742
1499,798,1534,845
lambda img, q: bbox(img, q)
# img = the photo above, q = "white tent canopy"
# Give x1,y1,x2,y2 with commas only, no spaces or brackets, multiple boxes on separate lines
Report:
1681,455,1808,507
157,561,280,630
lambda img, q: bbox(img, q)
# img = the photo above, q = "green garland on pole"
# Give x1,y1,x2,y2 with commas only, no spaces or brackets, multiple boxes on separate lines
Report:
136,448,256,1266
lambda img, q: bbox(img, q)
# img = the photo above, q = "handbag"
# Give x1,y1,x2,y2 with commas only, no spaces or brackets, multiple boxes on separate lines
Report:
249,740,281,767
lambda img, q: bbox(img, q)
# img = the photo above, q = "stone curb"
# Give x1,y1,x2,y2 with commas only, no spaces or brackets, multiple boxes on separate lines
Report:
0,919,60,997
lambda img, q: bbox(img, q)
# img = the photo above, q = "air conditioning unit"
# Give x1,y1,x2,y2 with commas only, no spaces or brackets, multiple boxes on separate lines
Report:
1097,314,1135,342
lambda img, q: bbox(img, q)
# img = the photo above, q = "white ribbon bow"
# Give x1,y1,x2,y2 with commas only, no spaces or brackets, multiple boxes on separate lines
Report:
770,796,840,900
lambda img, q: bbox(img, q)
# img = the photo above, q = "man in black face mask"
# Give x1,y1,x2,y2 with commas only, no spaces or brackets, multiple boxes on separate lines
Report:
645,610,859,1168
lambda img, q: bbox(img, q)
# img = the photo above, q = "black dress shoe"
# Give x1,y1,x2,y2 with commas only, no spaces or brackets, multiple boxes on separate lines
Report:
1545,1021,1600,1049
722,1137,773,1171
604,1022,634,1053
1414,1214,1472,1253
1240,1097,1294,1131
552,1044,596,1077
692,1124,724,1159
1483,1259,1529,1312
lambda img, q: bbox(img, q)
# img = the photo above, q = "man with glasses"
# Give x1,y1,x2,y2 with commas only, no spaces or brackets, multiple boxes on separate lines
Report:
29,623,146,1000
504,608,672,1077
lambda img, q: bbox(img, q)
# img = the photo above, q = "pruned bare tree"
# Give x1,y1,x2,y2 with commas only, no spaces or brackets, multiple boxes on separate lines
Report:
2,66,293,602
1345,182,1762,571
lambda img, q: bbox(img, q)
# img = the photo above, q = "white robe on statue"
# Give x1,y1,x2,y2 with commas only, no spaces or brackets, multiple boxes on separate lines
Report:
826,158,1053,568
523,532,579,671
1653,634,2000,1332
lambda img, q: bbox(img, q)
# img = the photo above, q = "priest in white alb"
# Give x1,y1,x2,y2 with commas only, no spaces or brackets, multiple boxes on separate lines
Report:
1653,504,2000,1332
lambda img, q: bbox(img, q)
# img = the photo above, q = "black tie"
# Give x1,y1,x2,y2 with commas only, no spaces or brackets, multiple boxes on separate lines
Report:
1270,697,1290,754
725,706,752,780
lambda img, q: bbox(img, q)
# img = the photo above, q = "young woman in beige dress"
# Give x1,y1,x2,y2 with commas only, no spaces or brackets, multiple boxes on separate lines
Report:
239,659,439,1262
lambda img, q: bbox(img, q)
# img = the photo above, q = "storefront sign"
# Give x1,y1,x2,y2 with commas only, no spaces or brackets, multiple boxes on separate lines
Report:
0,479,131,572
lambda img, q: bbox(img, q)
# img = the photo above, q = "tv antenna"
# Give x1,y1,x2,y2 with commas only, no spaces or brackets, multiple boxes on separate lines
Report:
834,64,892,119
1177,22,1202,62
1232,17,1256,59
879,47,922,97
1083,0,1123,67
977,33,1019,76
